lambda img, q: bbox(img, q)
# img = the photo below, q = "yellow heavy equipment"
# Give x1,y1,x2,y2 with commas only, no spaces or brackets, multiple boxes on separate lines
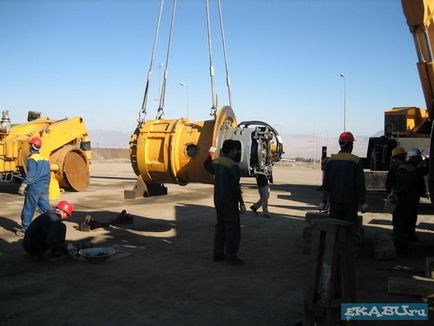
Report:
127,0,283,197
0,110,92,200
129,106,283,196
367,0,434,197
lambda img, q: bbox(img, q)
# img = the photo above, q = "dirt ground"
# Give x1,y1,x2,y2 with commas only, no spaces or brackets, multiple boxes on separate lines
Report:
1,161,434,325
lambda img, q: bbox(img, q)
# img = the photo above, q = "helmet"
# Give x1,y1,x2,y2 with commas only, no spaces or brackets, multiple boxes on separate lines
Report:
338,131,355,144
407,148,421,158
56,200,74,216
29,137,42,149
391,147,406,157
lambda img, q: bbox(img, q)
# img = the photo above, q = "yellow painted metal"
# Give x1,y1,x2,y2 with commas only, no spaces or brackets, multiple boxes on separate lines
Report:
0,115,91,197
130,106,237,185
402,0,434,117
385,107,429,135
49,172,61,200
401,0,434,28
50,145,90,191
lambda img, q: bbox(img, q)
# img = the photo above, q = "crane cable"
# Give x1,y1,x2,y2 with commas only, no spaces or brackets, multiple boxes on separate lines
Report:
156,0,177,120
205,0,217,118
217,0,232,109
138,0,165,123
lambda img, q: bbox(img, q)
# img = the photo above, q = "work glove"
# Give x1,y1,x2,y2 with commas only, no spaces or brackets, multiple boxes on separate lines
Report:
319,201,328,212
361,202,368,213
239,204,246,215
208,146,216,157
18,183,27,196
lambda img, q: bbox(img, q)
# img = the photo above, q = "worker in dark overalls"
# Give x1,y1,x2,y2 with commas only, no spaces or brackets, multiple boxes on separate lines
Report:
406,148,428,241
23,200,74,259
385,147,407,195
321,131,367,220
320,132,367,247
204,139,246,265
390,152,419,253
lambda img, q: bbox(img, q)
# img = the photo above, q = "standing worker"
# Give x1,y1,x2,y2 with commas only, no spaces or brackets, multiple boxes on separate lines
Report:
17,136,51,236
320,131,367,226
385,147,407,195
250,172,272,218
406,148,427,241
388,149,419,252
23,200,74,259
204,139,246,265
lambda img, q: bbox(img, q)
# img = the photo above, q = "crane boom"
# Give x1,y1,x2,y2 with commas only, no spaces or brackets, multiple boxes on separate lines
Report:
402,0,434,118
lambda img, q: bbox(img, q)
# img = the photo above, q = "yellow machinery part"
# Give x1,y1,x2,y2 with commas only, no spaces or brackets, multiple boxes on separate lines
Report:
50,145,90,192
130,107,237,185
401,0,434,118
0,115,91,198
384,107,429,135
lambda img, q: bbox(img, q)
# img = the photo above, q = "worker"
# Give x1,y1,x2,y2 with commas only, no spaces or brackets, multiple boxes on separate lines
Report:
17,137,50,236
23,200,74,259
204,140,246,265
385,147,407,195
320,131,367,229
407,148,428,241
250,171,272,218
389,149,419,252
17,136,51,236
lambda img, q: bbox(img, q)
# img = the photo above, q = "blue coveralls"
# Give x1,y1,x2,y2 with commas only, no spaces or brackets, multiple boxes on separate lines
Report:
20,151,50,230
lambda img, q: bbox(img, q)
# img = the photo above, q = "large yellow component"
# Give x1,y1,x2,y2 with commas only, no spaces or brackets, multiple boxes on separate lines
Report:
402,0,434,118
384,106,429,136
0,114,92,200
130,106,237,186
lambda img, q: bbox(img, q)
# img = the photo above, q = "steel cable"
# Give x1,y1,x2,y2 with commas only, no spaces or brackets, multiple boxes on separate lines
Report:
138,0,165,123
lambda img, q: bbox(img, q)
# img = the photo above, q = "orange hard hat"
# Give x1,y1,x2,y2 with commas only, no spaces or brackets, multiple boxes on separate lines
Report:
338,131,355,144
56,200,74,216
29,136,42,149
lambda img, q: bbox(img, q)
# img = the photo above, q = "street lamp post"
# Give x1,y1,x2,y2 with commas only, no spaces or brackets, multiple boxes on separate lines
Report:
339,73,347,131
179,82,190,119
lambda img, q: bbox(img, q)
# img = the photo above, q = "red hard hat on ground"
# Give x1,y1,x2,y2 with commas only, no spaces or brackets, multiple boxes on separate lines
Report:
56,200,74,216
338,131,355,144
29,136,42,149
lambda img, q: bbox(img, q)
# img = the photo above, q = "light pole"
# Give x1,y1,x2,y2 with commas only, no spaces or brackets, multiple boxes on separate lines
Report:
339,72,347,131
179,82,189,119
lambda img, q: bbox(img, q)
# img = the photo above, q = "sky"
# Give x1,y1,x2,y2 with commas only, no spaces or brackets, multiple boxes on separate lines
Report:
0,0,426,142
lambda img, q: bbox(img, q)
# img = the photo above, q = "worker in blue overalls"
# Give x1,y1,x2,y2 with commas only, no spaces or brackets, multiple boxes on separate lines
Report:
17,136,51,236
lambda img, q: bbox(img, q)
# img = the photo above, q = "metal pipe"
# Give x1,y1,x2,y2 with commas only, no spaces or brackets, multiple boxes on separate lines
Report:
423,29,434,62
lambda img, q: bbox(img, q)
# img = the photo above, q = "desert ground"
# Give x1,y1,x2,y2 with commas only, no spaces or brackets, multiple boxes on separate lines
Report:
1,160,434,325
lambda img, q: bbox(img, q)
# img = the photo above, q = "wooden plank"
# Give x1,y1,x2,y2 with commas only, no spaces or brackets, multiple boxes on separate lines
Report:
373,232,397,260
388,276,434,298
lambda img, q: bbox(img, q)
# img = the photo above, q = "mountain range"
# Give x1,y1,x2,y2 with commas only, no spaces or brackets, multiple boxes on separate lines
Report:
88,129,372,159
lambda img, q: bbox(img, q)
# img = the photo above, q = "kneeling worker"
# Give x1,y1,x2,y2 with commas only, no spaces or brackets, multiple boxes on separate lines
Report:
23,200,74,258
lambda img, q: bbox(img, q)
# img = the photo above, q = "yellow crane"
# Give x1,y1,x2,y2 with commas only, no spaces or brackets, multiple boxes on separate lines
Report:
0,110,91,200
367,0,434,197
